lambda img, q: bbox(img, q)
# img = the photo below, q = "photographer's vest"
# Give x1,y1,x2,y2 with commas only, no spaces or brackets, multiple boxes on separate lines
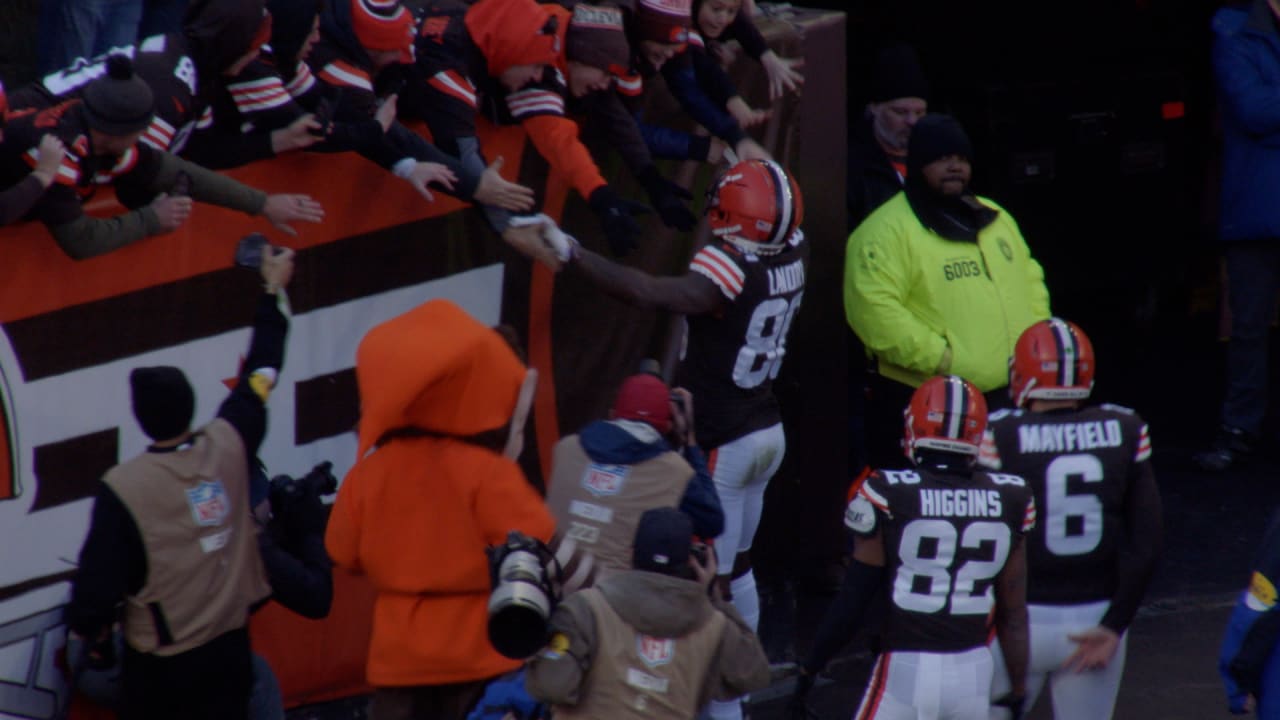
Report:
105,419,270,656
555,588,727,719
547,435,692,582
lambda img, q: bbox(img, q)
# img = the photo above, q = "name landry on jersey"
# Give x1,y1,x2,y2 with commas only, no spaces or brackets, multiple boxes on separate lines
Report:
1017,419,1123,454
767,260,805,295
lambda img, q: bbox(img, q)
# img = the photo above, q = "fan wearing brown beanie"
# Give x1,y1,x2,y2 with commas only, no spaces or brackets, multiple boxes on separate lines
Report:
845,112,1051,472
526,507,770,719
67,246,296,720
395,0,694,256
0,54,325,259
13,0,280,158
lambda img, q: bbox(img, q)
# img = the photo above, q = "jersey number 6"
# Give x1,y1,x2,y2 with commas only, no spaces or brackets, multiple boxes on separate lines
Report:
1044,454,1104,556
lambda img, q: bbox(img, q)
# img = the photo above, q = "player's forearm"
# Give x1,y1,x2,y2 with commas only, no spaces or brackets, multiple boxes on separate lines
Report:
1103,464,1163,633
569,246,656,308
802,559,882,674
995,604,1030,695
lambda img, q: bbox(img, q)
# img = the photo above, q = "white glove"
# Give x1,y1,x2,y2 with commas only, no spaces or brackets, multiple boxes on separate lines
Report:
509,213,577,263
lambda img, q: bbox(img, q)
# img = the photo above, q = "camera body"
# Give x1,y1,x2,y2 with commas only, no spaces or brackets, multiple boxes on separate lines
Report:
691,542,710,567
486,531,561,660
267,461,337,538
269,461,337,506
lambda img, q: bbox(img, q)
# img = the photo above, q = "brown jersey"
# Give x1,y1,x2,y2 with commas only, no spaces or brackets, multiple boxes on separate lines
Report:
980,404,1152,605
846,466,1036,653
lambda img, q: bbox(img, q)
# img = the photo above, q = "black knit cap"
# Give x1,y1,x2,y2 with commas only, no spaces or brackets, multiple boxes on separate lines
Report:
82,55,155,136
632,507,694,579
869,44,929,104
907,113,972,178
130,367,195,442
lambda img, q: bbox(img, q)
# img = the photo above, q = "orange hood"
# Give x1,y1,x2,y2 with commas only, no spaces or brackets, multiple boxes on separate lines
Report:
355,300,525,456
465,0,560,76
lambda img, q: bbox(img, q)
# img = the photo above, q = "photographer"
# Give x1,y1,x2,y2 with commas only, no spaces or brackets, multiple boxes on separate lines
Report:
66,245,294,720
241,459,337,720
546,370,723,591
525,508,769,718
325,299,554,720
252,459,335,621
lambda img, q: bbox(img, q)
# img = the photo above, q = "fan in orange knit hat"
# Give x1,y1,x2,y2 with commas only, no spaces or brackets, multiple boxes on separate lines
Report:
350,0,415,64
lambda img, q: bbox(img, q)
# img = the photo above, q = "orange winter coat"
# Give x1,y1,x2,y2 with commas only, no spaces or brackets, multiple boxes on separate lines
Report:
325,300,555,687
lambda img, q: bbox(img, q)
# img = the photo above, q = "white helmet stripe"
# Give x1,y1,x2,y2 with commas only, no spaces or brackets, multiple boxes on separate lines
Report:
1049,318,1075,387
946,376,964,439
764,160,792,247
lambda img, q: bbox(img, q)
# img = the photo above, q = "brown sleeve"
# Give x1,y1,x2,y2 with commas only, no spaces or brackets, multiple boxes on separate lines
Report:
153,151,268,215
47,206,163,260
0,175,51,226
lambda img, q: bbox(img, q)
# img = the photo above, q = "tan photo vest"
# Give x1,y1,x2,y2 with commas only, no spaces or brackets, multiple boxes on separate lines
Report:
554,588,727,719
106,419,270,656
547,435,692,581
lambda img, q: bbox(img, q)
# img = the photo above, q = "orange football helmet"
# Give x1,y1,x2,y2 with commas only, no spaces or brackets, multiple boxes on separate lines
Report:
707,159,804,252
1009,318,1095,408
903,375,988,461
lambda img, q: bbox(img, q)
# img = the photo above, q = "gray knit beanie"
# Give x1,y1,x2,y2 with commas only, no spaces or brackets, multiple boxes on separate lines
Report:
82,55,155,136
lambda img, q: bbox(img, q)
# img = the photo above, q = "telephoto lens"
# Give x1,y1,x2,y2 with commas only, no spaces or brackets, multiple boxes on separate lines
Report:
487,531,559,659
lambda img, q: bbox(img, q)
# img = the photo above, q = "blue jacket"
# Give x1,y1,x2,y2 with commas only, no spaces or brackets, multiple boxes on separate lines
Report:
577,420,725,540
1221,508,1280,717
1213,1,1280,242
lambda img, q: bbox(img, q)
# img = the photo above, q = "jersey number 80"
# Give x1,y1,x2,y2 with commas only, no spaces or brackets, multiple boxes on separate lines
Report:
733,294,803,390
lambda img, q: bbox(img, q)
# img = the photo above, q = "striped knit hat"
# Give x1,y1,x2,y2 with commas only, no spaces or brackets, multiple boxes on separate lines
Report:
632,0,691,45
350,0,414,63
567,4,630,72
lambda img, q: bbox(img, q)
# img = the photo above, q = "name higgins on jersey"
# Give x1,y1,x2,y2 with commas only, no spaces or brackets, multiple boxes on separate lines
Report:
1017,419,1123,454
919,488,1002,518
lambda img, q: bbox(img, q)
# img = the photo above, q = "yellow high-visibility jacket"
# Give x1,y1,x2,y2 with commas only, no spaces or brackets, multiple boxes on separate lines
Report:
844,192,1051,392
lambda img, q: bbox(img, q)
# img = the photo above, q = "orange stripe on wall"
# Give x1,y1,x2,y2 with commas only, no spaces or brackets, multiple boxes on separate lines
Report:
531,175,570,486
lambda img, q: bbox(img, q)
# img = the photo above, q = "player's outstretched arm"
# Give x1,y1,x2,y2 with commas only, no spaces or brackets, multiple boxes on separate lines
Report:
568,244,725,316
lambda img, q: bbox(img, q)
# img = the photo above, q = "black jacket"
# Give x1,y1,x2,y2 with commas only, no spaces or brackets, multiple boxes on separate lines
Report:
847,115,905,231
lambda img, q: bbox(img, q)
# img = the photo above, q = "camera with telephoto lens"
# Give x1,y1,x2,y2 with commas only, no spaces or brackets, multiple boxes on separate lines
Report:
486,530,561,660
